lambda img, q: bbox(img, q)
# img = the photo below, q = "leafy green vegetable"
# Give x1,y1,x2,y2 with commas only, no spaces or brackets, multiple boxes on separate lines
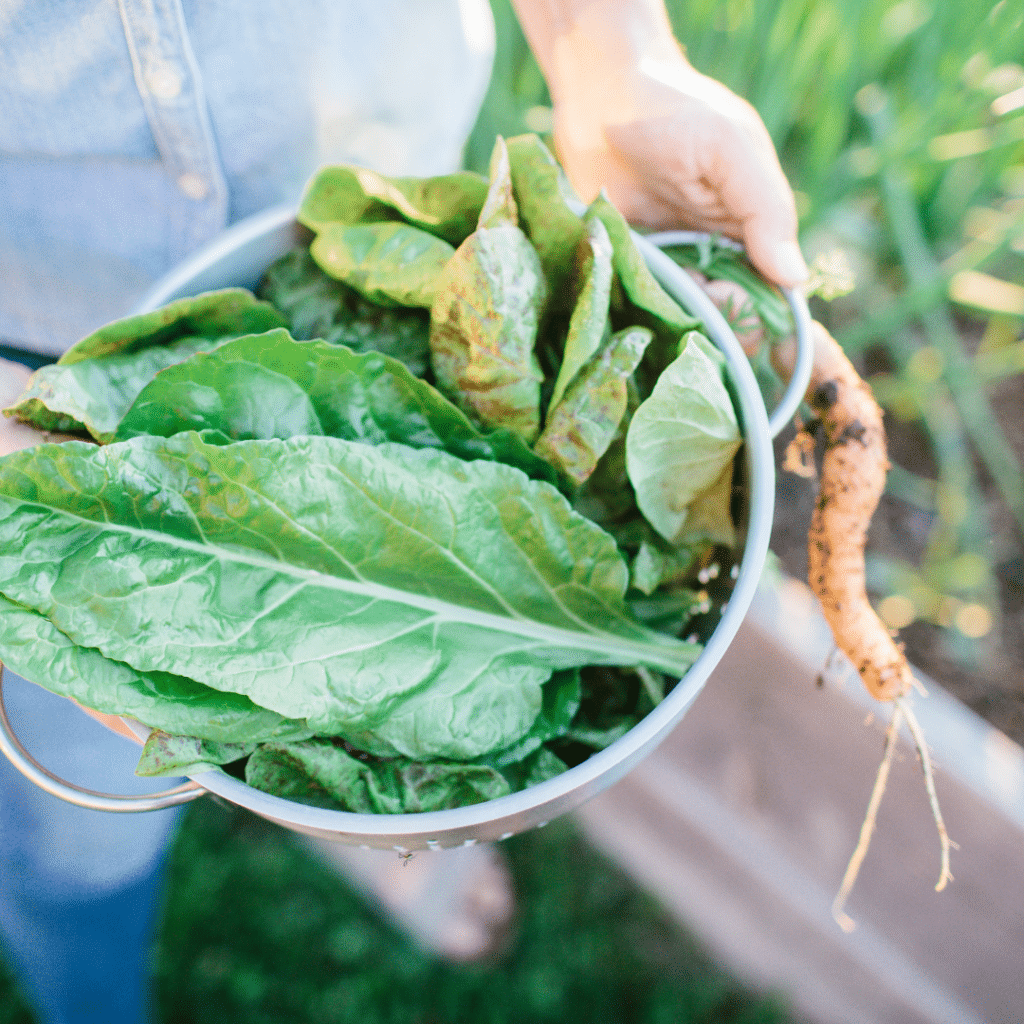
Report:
135,732,257,777
536,326,651,486
256,247,432,376
0,137,751,813
114,329,558,484
547,212,615,413
0,433,699,761
298,165,488,245
625,334,742,545
588,195,699,363
4,290,286,441
309,222,454,308
0,592,311,744
245,739,512,813
430,139,547,444
506,133,586,308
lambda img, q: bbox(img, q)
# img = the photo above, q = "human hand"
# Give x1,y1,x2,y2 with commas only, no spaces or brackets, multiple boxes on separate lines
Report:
514,0,808,289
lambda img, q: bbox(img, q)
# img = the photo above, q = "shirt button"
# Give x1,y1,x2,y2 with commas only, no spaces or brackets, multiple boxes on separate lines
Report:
145,62,183,101
177,173,210,201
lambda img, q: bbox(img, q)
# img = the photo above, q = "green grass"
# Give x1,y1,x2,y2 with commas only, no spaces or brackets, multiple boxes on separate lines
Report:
149,800,789,1024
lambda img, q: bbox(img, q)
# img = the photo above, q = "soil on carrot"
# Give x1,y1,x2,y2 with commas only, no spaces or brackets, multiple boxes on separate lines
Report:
770,352,1024,746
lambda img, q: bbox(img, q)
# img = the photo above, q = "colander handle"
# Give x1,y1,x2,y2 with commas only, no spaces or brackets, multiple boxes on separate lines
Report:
0,664,206,813
643,230,814,439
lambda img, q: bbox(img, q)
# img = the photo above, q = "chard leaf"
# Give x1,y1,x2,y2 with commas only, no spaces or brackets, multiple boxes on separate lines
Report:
135,732,255,777
0,592,310,744
245,739,511,813
0,433,699,761
630,540,699,596
484,668,581,767
256,247,431,376
547,213,615,412
536,326,651,485
506,134,586,310
625,334,742,545
496,746,568,791
4,289,286,442
675,461,737,547
298,166,488,245
310,222,454,308
588,195,699,359
429,144,547,445
115,329,558,484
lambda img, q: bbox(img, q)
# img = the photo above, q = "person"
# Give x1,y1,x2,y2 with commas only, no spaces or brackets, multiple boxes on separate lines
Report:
0,1,806,1020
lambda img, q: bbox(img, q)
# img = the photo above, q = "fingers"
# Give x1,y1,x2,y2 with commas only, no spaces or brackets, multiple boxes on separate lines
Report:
698,113,808,288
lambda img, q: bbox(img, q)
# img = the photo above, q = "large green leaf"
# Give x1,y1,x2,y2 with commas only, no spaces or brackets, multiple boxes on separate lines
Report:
245,739,512,813
115,329,558,484
0,593,310,744
506,134,586,311
256,246,431,376
135,732,257,777
310,222,454,308
547,212,615,413
298,165,488,245
430,139,547,444
588,196,699,360
4,289,286,441
536,327,652,486
0,433,699,761
625,334,742,544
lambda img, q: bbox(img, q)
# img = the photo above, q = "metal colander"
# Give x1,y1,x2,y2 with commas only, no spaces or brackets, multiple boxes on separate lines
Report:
0,206,812,850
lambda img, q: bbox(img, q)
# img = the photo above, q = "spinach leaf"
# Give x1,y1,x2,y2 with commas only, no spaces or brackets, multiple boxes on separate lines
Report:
483,668,581,767
256,246,431,376
536,326,651,486
310,222,454,308
547,212,615,413
430,138,547,444
625,334,742,545
588,195,699,367
135,732,256,777
4,290,286,442
115,329,559,485
0,592,310,744
506,134,586,312
298,165,488,245
0,433,700,761
245,739,511,813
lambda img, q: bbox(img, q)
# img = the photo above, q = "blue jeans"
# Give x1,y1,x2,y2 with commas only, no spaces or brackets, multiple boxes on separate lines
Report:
0,672,184,1024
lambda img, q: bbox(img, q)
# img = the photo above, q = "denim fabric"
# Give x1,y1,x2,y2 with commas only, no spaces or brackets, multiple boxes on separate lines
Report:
0,3,495,1019
0,0,495,355
0,672,185,1024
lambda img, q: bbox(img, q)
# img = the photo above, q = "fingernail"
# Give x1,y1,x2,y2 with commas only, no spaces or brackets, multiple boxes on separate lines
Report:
775,241,810,286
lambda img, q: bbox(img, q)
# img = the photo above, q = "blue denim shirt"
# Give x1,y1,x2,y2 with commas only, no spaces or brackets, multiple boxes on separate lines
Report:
0,0,495,356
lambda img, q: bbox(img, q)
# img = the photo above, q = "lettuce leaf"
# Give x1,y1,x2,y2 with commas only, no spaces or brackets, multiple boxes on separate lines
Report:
625,334,742,545
310,222,454,308
4,290,286,441
298,166,488,245
429,139,547,444
0,433,700,761
0,593,310,744
115,329,559,484
256,246,431,376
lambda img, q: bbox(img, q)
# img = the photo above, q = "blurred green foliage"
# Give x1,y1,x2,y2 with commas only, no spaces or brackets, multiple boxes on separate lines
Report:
468,0,1024,669
152,800,789,1024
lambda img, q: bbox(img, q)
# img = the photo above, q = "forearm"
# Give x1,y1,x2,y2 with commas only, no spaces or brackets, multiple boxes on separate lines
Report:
510,0,683,104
